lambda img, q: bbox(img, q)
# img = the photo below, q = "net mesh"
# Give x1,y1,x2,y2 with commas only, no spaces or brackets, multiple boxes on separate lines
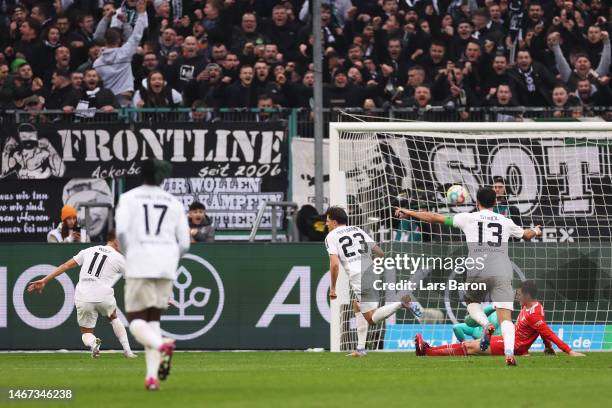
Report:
335,128,612,352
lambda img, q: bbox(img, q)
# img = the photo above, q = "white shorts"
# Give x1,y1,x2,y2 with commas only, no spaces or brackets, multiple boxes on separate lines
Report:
124,278,174,313
349,278,378,314
75,297,117,329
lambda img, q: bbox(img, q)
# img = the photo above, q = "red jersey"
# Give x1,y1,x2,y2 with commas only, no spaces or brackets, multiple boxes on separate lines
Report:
514,302,572,355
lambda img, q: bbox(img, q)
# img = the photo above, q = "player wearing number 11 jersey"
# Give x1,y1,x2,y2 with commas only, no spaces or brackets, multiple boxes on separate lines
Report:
115,159,190,390
27,230,135,359
396,187,543,366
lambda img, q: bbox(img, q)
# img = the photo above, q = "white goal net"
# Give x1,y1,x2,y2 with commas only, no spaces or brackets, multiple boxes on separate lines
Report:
329,122,612,353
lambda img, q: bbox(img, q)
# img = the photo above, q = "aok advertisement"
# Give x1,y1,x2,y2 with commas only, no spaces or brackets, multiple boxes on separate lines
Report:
0,243,330,350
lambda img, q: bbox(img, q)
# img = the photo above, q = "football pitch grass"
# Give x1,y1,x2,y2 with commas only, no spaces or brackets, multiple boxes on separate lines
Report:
1,352,612,408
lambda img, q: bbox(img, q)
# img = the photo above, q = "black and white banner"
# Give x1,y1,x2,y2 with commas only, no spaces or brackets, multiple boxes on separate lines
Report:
338,134,612,242
0,122,288,238
0,122,286,180
0,178,112,242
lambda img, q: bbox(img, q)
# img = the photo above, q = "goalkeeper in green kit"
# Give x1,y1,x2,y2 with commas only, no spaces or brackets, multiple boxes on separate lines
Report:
453,305,500,342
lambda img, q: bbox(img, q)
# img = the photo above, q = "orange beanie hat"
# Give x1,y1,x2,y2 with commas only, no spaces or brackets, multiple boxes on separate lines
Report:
61,205,78,221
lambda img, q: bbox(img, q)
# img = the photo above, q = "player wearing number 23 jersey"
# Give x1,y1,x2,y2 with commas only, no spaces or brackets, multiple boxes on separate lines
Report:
325,224,375,302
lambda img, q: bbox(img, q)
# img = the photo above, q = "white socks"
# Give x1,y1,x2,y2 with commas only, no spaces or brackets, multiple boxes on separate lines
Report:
110,318,133,354
501,320,515,357
467,303,490,328
81,332,97,349
129,319,164,380
355,313,368,349
129,319,163,350
371,302,402,324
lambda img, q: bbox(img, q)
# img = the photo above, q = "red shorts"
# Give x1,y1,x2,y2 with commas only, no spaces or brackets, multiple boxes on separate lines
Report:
490,335,505,356
489,336,529,356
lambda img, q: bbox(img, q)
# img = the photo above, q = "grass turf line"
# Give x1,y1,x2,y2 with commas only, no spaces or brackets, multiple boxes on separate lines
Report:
1,352,611,408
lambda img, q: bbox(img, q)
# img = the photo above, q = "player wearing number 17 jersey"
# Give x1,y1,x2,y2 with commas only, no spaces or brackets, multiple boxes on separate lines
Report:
115,159,190,390
325,207,411,357
27,230,135,359
396,187,543,366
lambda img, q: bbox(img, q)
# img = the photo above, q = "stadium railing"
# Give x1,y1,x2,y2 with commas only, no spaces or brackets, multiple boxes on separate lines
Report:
1,106,610,138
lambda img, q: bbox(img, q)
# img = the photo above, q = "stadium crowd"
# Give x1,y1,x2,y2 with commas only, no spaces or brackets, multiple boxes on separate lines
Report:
0,0,610,119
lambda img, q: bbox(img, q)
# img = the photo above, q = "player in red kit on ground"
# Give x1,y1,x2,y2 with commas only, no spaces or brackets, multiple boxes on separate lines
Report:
415,280,586,362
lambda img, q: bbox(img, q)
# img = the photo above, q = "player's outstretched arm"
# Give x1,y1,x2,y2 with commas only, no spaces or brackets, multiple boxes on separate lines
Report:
522,225,543,240
395,207,445,224
27,258,78,294
528,312,584,356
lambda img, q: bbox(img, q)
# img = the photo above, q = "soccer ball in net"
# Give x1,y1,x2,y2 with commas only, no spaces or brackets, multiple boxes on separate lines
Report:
446,185,468,205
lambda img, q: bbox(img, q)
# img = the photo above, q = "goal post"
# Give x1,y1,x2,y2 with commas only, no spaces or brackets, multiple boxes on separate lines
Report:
329,121,612,353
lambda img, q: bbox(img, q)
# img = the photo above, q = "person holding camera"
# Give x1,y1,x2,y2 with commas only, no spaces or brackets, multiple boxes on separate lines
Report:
47,205,90,243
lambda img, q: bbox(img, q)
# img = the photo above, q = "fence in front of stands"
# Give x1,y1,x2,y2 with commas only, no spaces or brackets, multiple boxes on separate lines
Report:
2,106,610,139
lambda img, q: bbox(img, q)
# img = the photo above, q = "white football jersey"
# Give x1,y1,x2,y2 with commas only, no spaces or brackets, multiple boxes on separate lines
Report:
453,209,524,244
73,245,125,302
325,225,375,277
115,184,190,280
453,209,524,277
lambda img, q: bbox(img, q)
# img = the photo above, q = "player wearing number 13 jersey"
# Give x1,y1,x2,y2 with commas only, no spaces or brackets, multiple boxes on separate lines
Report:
27,230,135,359
115,159,190,390
396,187,542,366
325,207,411,357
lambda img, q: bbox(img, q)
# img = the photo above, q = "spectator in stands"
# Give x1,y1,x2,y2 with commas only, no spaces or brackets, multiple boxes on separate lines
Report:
266,4,300,61
68,13,96,67
37,26,62,77
492,176,521,224
55,14,71,41
190,99,216,122
0,64,9,90
290,69,314,108
405,65,426,98
0,0,607,118
47,204,89,243
159,28,179,58
484,54,512,93
93,0,148,106
434,64,479,119
135,51,161,88
449,19,473,61
188,201,215,243
164,35,207,92
70,72,83,90
323,70,365,108
42,46,72,87
23,94,47,122
76,41,103,73
549,31,610,90
1,61,42,108
133,70,182,108
551,84,582,118
47,69,80,113
75,68,117,118
509,49,556,107
419,40,447,82
483,83,523,122
255,94,280,122
231,12,269,54
30,3,52,31
14,18,39,64
220,64,258,107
